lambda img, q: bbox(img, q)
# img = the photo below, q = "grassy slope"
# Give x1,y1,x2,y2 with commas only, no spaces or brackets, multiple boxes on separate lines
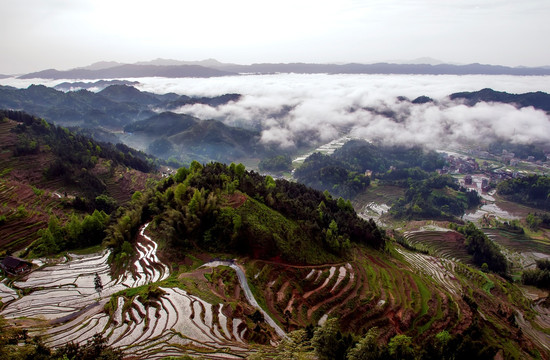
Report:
0,117,158,252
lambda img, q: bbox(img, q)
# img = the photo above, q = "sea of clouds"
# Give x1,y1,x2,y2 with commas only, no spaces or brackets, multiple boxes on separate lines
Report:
135,74,550,150
4,73,550,150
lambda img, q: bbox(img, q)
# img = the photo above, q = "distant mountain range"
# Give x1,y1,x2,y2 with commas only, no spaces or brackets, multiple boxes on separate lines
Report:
0,84,241,128
19,64,236,80
12,59,550,79
0,84,270,163
1,83,549,163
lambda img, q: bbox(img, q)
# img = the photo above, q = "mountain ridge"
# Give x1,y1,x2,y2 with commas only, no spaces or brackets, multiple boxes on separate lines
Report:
14,60,550,79
18,64,237,80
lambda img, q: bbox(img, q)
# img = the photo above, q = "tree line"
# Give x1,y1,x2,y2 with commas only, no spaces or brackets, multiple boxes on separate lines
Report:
497,174,550,210
251,316,500,360
25,210,110,257
450,222,508,275
522,258,550,289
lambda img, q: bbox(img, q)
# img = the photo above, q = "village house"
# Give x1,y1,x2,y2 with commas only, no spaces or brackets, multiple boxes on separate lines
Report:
481,178,490,193
1,256,32,275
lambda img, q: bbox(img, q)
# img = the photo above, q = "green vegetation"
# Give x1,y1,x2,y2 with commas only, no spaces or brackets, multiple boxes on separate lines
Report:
525,212,550,231
331,140,445,173
258,154,292,173
256,315,500,360
27,210,110,257
295,138,445,199
1,110,156,210
294,139,481,222
451,222,508,275
388,174,481,220
294,152,370,199
497,174,550,210
522,258,550,289
106,162,385,264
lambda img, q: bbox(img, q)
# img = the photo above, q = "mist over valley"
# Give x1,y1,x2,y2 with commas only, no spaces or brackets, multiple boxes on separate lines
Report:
2,73,550,163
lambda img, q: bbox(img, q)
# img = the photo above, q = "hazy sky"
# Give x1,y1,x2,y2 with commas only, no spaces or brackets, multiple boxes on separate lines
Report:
1,0,549,74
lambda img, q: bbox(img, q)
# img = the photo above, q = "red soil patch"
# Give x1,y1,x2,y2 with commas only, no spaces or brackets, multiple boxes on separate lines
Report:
223,193,247,208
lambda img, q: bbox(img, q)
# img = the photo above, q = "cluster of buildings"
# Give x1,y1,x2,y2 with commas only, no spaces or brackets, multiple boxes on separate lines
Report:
439,154,479,174
0,255,32,276
437,149,550,194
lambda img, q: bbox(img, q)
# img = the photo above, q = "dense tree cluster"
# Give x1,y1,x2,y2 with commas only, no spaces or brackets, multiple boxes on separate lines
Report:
388,174,481,220
451,222,508,275
106,162,385,265
526,213,546,231
294,152,370,199
26,210,110,257
294,140,446,199
254,316,498,360
331,140,445,173
258,154,292,173
522,258,550,289
497,174,550,210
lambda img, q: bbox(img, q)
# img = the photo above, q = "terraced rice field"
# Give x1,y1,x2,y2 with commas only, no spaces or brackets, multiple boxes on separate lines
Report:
250,247,474,341
0,179,68,250
484,228,550,255
0,223,280,359
1,220,547,357
402,229,472,263
395,249,461,296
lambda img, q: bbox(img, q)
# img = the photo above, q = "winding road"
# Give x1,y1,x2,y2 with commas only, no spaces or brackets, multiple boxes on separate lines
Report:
202,261,287,339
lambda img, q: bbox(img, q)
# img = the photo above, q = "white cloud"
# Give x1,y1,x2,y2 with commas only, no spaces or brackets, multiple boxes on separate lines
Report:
3,73,549,151
134,74,550,150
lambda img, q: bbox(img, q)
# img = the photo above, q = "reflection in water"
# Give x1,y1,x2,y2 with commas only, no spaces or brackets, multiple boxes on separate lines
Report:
462,203,520,222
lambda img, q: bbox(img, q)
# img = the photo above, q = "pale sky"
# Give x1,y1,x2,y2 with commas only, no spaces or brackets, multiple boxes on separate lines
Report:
1,0,549,74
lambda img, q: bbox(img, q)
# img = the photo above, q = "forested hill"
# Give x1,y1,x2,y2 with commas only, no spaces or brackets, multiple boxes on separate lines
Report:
123,111,271,163
0,110,159,251
294,139,445,199
295,140,480,220
497,174,550,210
0,84,269,163
450,88,550,112
0,84,242,129
107,162,386,265
18,64,236,79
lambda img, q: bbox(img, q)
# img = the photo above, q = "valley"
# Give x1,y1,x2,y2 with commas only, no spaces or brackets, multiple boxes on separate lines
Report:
1,74,550,359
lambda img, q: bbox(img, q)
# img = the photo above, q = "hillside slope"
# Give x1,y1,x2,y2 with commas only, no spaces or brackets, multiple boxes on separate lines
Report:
0,110,158,252
1,153,549,359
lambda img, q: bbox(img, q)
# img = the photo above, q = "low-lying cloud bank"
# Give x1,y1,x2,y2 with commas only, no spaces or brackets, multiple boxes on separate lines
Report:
135,74,550,150
4,73,550,151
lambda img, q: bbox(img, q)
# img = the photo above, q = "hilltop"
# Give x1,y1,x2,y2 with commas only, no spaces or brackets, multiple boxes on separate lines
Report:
124,112,271,163
18,64,236,79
